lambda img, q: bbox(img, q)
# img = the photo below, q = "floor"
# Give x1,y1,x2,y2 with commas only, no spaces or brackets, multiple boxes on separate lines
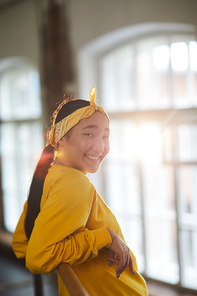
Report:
0,247,58,296
147,280,197,296
0,246,197,296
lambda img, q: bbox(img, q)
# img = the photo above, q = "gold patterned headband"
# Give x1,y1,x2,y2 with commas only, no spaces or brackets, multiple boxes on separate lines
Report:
49,87,110,149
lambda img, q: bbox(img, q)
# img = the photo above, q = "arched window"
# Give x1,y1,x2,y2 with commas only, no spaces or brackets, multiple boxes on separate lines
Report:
78,23,197,290
0,58,43,233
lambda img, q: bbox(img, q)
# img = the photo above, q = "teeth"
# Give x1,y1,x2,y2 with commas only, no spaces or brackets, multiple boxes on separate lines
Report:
86,155,99,160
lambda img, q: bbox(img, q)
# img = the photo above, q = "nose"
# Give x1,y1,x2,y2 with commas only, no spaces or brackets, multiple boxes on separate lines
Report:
92,137,104,154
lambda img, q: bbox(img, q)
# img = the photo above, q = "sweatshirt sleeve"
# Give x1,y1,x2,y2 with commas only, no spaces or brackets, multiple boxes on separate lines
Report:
26,172,112,275
12,201,28,258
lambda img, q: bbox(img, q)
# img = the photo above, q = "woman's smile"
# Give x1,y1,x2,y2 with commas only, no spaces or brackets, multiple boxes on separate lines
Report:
56,111,110,174
85,154,100,161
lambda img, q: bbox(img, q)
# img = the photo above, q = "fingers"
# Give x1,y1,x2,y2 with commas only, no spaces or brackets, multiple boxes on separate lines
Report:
108,253,135,278
116,253,126,273
107,250,117,266
107,253,126,274
129,255,134,274
106,228,135,278
107,257,119,265
116,256,128,278
108,261,114,267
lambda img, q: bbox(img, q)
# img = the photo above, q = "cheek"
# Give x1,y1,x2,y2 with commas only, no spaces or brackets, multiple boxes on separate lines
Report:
78,140,88,151
104,142,110,156
74,138,89,156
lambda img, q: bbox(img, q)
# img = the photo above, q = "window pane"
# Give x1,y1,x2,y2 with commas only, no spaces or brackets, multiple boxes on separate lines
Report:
163,127,174,162
153,45,171,108
143,164,178,282
178,124,197,162
105,162,144,271
1,122,43,232
171,42,189,107
178,166,197,219
180,230,197,289
106,119,141,213
101,35,197,113
106,163,141,213
108,119,136,162
0,66,41,120
136,50,153,107
117,217,144,272
146,216,178,283
105,118,144,270
135,122,162,164
101,45,136,112
144,165,176,212
189,41,197,104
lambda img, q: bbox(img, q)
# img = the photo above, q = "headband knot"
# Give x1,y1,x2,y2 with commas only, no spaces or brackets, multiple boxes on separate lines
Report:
90,86,96,105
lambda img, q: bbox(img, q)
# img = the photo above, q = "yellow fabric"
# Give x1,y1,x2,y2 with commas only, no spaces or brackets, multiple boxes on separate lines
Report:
49,87,110,148
12,166,148,296
12,201,28,258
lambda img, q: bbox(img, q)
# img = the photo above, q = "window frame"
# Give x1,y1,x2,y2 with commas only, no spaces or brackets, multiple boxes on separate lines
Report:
78,23,197,290
0,57,43,234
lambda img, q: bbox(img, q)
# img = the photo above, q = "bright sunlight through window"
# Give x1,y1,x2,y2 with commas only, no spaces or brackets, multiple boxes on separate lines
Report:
98,34,197,290
0,61,43,232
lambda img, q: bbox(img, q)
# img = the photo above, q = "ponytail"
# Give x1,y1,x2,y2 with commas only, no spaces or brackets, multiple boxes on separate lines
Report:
25,144,55,240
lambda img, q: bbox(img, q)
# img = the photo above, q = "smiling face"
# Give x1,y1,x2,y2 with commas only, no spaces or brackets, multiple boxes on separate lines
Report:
56,111,110,174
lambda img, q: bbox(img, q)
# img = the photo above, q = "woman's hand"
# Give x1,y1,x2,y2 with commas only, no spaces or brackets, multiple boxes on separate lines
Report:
106,228,134,278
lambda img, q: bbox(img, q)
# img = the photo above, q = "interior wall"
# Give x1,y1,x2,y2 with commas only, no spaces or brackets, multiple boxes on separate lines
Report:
0,0,197,91
68,0,197,50
67,0,197,93
0,0,39,67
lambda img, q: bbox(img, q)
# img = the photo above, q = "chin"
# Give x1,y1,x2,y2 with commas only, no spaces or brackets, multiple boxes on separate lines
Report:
85,165,100,174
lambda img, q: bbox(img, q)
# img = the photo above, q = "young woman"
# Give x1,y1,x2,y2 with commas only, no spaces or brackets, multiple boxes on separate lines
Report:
12,88,148,296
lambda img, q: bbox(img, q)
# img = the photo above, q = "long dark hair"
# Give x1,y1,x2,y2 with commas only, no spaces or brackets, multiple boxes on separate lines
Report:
24,98,90,240
25,144,55,239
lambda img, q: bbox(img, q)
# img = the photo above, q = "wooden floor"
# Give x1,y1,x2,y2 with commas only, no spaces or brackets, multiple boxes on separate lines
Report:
0,248,58,296
0,245,196,296
147,279,197,296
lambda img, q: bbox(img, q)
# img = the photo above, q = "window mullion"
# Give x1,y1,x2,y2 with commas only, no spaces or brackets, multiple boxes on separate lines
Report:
187,41,193,104
169,37,174,108
173,126,183,286
137,157,148,276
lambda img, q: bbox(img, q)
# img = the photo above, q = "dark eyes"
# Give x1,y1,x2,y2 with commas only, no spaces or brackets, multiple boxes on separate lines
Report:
83,133,109,139
84,133,93,137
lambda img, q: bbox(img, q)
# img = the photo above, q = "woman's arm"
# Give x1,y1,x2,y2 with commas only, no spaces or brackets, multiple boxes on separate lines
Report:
12,201,28,258
25,175,112,274
57,263,90,296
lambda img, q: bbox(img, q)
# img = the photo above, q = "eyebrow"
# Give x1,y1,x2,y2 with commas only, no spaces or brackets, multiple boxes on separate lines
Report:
82,125,109,132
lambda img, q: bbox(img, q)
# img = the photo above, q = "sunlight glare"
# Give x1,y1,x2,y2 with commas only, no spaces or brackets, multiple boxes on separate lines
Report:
171,42,188,72
189,41,197,72
135,124,161,164
153,45,170,71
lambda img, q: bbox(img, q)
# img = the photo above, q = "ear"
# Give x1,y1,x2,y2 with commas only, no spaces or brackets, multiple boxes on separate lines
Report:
58,136,66,147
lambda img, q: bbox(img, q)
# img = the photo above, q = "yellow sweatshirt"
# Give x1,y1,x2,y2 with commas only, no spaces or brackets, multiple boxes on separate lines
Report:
12,165,148,296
